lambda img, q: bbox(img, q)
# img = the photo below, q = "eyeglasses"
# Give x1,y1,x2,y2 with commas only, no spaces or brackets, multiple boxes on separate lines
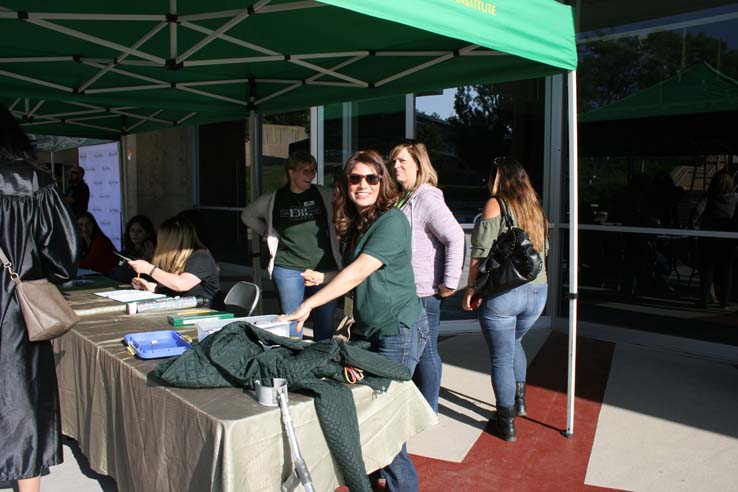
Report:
348,173,381,186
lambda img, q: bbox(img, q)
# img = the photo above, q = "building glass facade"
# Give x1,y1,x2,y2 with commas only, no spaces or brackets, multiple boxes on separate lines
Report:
560,2,738,347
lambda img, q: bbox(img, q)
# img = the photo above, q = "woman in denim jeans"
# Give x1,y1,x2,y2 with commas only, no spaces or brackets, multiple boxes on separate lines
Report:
241,152,342,340
389,141,465,412
462,157,548,442
282,150,427,492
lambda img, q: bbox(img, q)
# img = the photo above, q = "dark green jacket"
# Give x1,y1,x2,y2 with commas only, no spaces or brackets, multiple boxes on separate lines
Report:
152,323,411,492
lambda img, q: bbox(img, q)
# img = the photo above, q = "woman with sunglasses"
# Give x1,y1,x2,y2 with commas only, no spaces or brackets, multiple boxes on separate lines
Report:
461,157,548,442
388,141,464,413
128,215,221,304
242,151,341,340
282,150,427,492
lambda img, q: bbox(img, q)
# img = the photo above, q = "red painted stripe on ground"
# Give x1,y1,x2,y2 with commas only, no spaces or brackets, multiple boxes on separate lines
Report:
411,333,618,492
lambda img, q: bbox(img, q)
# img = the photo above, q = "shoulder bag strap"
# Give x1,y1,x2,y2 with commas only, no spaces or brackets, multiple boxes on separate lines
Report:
0,244,20,278
493,196,515,229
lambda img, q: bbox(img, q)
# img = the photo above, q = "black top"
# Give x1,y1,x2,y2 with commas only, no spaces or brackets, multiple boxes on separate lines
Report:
65,180,90,216
272,184,336,270
157,250,220,301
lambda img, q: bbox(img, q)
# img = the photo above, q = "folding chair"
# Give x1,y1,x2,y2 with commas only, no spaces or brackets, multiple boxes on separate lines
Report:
223,281,260,317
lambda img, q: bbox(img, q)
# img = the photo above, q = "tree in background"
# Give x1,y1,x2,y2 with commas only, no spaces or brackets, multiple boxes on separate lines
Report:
448,85,512,175
579,30,738,112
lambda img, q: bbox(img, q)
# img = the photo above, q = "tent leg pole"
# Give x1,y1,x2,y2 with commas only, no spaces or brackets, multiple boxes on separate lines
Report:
248,110,263,314
564,70,579,439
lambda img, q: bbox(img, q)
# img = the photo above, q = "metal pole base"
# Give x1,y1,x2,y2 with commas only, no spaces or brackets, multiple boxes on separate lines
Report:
561,429,574,438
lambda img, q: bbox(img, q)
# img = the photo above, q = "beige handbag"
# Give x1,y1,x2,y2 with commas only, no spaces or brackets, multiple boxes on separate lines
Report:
0,246,79,341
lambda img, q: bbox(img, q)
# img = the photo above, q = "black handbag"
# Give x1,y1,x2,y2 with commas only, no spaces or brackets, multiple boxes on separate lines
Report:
473,197,543,297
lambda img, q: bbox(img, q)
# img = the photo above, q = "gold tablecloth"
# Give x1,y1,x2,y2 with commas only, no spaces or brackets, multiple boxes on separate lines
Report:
54,290,437,492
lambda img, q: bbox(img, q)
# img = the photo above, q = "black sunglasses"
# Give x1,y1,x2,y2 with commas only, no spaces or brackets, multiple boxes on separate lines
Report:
348,173,382,186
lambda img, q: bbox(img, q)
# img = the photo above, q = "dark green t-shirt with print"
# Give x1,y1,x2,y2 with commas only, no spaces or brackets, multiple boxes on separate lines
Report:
273,185,336,271
345,208,422,340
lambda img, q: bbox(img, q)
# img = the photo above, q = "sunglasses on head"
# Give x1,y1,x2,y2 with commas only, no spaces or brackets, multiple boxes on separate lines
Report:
348,173,382,186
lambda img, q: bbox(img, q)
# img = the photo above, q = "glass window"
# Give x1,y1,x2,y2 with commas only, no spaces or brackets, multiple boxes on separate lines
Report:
323,95,406,187
560,4,738,345
260,110,310,194
416,80,546,225
197,120,249,264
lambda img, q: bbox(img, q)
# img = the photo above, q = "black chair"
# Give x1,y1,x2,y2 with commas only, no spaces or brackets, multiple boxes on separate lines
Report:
223,281,260,317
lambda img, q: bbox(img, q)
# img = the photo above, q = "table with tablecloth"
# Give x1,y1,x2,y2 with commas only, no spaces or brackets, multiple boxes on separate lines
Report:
54,289,437,492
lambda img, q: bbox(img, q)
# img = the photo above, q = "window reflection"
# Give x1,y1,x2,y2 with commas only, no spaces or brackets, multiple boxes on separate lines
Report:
563,4,738,346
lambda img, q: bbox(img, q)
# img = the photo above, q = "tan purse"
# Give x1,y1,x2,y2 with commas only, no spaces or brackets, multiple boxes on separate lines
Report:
0,246,79,342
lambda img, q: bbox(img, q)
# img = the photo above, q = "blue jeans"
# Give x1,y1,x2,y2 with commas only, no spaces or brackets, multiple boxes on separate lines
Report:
272,265,337,340
478,284,548,409
376,310,428,492
414,295,442,412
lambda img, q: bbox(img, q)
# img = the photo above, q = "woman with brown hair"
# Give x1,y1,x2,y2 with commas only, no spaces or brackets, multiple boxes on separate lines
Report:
77,210,117,275
128,215,220,303
282,149,427,492
461,157,548,442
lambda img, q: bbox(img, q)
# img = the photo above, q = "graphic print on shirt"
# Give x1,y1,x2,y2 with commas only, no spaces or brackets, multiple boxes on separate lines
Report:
279,199,321,223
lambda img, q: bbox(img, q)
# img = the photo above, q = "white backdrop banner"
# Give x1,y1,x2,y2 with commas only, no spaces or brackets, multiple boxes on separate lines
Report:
79,142,122,250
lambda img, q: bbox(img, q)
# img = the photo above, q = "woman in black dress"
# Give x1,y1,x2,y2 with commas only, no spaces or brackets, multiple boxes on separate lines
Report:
0,105,79,492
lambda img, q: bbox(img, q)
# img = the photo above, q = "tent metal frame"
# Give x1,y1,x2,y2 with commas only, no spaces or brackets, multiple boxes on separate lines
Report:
2,1,500,134
1,0,581,436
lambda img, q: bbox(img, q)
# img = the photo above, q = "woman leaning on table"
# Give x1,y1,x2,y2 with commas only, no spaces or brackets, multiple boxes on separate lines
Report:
281,150,427,492
128,215,220,304
461,157,548,443
241,151,342,340
389,141,465,413
0,104,79,492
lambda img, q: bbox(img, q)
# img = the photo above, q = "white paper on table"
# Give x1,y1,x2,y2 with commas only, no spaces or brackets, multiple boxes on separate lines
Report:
94,290,166,303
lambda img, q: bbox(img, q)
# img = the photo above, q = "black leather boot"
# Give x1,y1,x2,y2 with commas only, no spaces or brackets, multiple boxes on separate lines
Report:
494,405,517,442
515,381,527,417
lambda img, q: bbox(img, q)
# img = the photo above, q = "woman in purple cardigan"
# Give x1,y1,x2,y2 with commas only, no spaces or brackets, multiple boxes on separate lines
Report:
389,141,465,412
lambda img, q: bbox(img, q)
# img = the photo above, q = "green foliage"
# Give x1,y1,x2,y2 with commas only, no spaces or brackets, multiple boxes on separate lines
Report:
447,85,512,173
579,30,738,112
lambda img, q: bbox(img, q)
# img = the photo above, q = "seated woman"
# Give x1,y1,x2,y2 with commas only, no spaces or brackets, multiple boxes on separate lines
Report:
77,211,117,275
128,215,220,304
108,215,157,283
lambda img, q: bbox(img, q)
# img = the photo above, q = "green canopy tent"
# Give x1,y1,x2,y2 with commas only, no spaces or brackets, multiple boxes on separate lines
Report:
0,0,581,435
580,62,738,156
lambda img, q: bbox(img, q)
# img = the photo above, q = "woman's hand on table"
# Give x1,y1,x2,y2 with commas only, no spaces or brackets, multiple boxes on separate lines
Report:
301,269,324,286
278,302,313,333
131,277,156,292
128,259,152,275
